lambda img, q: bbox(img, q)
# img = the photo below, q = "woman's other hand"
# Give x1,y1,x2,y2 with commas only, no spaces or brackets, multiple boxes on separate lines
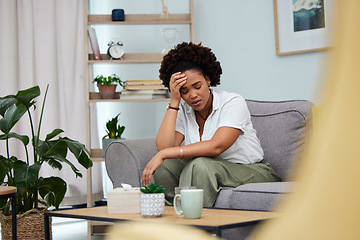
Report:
141,152,165,185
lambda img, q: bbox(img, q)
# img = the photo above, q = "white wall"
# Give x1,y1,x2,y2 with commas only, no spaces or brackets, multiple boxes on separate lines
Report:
194,0,327,101
90,0,328,142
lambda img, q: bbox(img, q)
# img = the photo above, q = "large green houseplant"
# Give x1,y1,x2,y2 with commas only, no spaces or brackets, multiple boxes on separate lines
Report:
0,85,93,216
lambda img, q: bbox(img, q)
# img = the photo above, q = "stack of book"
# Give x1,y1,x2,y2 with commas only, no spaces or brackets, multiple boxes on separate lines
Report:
120,80,170,99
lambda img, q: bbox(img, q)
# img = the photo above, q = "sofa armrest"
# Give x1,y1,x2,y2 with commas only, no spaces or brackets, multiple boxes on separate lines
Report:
104,138,157,188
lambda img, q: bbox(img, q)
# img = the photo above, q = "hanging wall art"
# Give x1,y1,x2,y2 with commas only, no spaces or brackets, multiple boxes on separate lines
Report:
273,0,336,55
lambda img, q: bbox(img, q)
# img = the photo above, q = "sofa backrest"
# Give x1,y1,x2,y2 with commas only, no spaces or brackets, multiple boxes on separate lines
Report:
245,100,313,180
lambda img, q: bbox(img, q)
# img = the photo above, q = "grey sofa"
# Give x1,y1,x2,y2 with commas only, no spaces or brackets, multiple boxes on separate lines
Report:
104,99,312,238
105,99,312,210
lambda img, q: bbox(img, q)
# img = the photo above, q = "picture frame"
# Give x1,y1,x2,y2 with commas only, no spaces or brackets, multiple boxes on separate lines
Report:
273,0,335,56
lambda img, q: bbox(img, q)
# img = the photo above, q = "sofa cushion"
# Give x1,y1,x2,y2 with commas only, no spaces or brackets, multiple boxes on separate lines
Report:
245,100,312,180
229,182,293,211
213,188,234,209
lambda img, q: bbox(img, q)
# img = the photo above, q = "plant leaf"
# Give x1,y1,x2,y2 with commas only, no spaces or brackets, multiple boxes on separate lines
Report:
78,150,93,169
40,137,91,176
0,97,17,117
0,156,17,186
43,153,82,178
117,126,125,138
38,139,68,159
13,160,41,196
62,137,92,168
140,183,165,193
0,86,39,118
38,176,66,209
14,86,40,109
0,104,27,134
62,137,81,157
46,158,63,171
45,129,64,141
0,155,9,183
0,199,10,216
0,132,29,146
63,137,90,155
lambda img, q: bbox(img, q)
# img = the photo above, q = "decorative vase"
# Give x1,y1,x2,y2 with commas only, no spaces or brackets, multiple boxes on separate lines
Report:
0,208,52,240
97,84,117,99
140,193,165,218
161,28,179,55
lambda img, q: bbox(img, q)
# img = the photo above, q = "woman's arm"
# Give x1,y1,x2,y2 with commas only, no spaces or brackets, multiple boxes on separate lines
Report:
155,104,184,150
156,72,187,150
180,126,242,158
142,126,242,185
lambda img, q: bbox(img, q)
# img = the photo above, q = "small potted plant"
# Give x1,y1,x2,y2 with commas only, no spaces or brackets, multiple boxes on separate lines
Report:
102,113,125,156
93,74,123,99
140,183,165,218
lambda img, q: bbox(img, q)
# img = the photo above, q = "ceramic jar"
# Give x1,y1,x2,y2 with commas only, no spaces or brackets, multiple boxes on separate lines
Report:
140,193,165,217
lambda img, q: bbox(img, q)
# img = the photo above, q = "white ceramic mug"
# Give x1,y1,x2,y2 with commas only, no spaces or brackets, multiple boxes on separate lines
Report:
173,189,203,219
174,186,196,212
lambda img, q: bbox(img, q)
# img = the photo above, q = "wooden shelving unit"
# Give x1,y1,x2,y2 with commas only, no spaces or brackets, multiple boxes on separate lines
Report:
84,1,195,238
89,149,104,163
88,14,192,25
88,53,163,63
89,92,170,102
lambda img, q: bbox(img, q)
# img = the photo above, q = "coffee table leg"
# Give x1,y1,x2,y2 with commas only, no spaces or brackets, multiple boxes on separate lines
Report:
10,192,17,240
44,213,50,240
215,227,222,237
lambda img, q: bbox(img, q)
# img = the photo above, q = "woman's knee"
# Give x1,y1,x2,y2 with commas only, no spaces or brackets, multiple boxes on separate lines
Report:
182,157,216,177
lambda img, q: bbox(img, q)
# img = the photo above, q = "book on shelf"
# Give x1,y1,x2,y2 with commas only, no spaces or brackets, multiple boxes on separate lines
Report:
123,84,166,90
120,88,170,100
124,80,162,86
120,94,168,100
121,89,169,95
88,27,101,60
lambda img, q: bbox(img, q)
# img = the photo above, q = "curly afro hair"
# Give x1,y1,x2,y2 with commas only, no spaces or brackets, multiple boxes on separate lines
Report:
159,42,222,89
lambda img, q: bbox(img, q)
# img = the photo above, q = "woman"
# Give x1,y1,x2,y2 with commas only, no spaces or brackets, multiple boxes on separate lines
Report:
141,42,280,207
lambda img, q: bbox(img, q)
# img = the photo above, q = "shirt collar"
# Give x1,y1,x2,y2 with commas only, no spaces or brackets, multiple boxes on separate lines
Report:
212,89,220,111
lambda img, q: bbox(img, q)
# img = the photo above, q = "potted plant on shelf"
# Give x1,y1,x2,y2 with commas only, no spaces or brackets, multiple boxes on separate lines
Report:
0,85,93,239
93,74,123,99
140,183,165,218
102,113,125,156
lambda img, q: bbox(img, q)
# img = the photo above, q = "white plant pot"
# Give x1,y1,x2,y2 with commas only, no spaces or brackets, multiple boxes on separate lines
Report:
140,193,165,218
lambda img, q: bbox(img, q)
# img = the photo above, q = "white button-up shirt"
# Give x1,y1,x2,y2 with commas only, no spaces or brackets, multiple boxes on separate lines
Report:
175,90,263,164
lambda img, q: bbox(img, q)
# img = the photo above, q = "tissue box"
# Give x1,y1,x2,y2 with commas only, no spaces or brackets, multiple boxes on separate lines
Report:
107,187,141,214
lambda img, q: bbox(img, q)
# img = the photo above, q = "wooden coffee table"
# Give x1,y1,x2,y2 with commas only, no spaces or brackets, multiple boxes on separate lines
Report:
44,206,278,239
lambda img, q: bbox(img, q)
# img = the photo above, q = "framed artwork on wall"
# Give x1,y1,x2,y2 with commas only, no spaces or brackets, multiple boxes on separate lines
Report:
273,0,335,56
